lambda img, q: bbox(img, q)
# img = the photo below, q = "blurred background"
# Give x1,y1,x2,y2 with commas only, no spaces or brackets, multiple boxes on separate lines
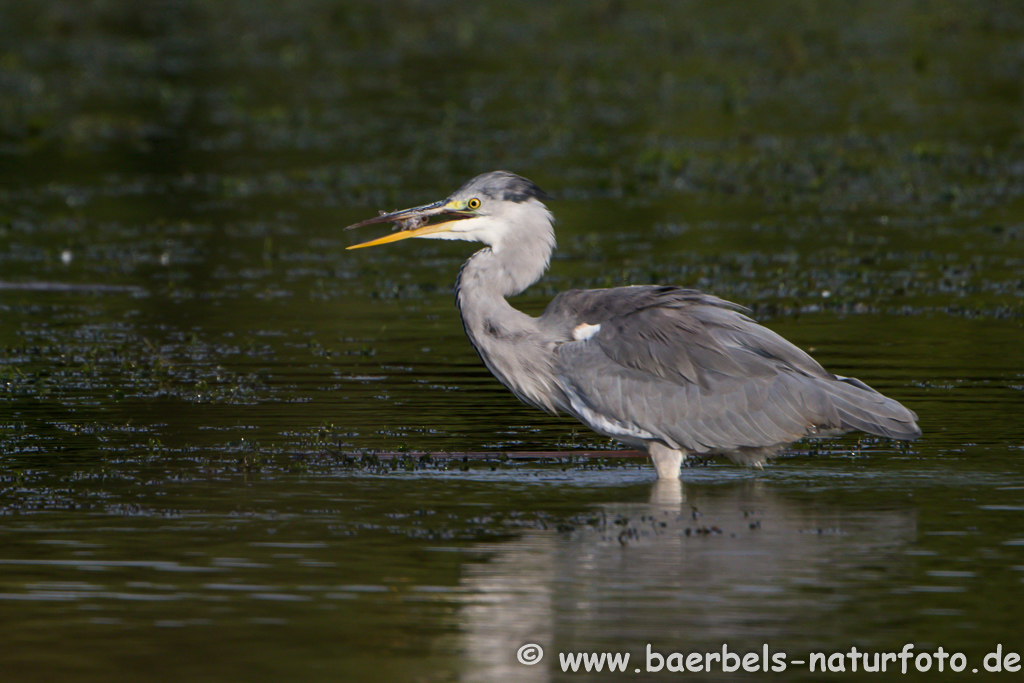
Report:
1,1,1023,681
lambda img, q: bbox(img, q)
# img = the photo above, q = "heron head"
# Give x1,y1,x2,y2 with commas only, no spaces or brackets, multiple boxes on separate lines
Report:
345,171,552,252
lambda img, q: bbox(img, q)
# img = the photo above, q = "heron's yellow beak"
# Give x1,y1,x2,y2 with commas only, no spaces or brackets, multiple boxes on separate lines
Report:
344,199,469,250
345,219,463,249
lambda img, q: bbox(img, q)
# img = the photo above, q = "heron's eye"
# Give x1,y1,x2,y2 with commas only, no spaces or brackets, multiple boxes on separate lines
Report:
467,198,481,210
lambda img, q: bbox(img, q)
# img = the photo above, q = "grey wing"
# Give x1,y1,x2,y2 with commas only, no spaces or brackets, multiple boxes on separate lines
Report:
544,287,920,455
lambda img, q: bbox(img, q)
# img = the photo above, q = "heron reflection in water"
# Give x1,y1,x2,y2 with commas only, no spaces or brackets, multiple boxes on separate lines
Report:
345,171,920,478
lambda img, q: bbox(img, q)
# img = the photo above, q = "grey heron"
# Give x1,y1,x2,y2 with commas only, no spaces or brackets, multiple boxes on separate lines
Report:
345,171,920,478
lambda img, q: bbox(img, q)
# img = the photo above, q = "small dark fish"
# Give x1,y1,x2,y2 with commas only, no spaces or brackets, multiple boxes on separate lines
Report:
380,210,428,232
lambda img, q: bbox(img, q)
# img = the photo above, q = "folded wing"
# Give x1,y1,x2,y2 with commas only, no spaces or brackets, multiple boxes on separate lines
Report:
543,286,920,455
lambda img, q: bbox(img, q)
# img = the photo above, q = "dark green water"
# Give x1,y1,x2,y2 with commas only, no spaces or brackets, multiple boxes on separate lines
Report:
2,1,1023,681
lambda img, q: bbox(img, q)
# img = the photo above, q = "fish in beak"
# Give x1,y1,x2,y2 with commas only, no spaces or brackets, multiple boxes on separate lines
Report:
344,199,474,250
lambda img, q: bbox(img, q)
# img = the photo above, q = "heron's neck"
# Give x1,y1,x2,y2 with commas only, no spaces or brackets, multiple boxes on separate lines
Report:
455,206,554,307
455,245,545,329
453,221,560,413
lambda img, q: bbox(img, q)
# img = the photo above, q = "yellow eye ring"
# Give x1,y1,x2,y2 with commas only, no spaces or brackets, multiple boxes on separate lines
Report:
467,198,481,210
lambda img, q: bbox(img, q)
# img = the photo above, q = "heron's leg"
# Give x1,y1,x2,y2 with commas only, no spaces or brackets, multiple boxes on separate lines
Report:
647,442,685,479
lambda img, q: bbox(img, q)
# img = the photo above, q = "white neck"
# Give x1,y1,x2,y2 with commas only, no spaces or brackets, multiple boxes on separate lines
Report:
452,208,561,413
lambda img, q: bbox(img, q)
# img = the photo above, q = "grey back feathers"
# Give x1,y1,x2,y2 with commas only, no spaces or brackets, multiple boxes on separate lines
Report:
542,286,919,464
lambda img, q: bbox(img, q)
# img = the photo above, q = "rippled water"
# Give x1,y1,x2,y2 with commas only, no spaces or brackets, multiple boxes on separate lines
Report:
2,1,1024,681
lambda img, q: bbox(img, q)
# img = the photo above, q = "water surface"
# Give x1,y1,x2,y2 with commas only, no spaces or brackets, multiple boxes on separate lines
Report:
1,1,1023,681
